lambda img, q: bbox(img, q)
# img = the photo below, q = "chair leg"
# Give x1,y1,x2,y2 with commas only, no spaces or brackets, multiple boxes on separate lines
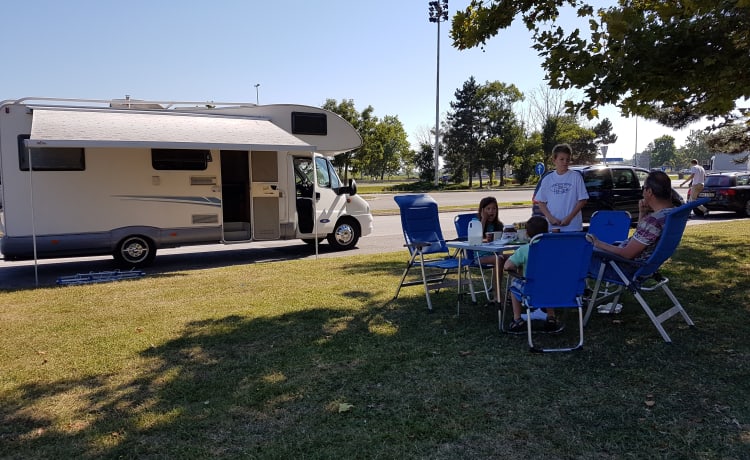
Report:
394,251,420,301
633,284,695,343
417,253,434,311
529,306,584,353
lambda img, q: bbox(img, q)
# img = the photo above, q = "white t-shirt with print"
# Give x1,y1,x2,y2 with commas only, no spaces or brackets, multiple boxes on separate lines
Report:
536,170,589,232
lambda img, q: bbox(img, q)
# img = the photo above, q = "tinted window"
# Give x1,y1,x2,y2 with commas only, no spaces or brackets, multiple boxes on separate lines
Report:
583,169,611,190
291,112,327,135
612,169,638,188
152,149,210,170
705,175,734,187
18,135,85,171
736,175,749,186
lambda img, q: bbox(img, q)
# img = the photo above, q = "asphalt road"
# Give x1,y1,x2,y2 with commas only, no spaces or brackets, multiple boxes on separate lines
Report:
0,185,738,290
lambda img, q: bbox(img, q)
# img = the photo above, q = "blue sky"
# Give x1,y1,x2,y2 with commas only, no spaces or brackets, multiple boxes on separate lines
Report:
2,0,707,159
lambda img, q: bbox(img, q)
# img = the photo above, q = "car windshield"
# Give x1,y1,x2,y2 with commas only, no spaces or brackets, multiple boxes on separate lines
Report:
705,175,734,187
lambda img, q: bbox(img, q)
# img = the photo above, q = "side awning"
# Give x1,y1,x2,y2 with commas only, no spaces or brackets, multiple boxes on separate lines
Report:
26,108,316,151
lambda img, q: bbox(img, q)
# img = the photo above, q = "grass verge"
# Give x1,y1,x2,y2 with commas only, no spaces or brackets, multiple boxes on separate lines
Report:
1,221,749,459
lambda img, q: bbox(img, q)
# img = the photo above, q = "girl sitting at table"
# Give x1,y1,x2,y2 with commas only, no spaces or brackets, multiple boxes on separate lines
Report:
476,196,505,303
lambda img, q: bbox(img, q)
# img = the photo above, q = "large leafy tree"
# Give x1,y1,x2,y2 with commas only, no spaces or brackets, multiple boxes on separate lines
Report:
359,115,410,180
415,143,436,182
646,135,677,169
513,131,545,185
451,0,750,150
676,129,712,168
478,81,525,185
539,114,597,164
444,77,484,187
322,98,374,181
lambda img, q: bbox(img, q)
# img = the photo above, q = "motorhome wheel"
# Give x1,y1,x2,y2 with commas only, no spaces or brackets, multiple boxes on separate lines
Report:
327,218,360,250
114,235,156,267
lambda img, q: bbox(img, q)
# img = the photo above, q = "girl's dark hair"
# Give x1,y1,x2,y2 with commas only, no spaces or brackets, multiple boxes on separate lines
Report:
644,171,671,200
477,196,503,232
526,216,549,238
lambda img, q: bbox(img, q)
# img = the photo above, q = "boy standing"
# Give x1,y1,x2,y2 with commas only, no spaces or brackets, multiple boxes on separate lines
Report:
535,144,589,232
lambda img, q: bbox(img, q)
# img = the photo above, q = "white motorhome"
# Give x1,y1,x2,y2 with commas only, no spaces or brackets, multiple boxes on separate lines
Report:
0,97,373,267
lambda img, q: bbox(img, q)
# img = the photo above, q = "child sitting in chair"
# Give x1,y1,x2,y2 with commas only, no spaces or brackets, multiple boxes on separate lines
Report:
503,216,563,334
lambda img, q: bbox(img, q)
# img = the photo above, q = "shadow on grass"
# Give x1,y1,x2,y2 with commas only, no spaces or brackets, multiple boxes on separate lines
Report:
2,239,749,458
0,241,372,292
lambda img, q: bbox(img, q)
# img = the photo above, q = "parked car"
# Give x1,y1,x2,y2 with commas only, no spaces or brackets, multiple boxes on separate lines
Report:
532,165,684,224
698,171,750,216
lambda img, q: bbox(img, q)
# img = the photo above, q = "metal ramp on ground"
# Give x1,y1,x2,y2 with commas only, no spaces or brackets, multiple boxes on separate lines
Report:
56,269,146,286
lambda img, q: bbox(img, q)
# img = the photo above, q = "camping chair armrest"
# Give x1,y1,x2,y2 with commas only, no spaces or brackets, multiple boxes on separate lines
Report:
504,268,525,282
591,248,645,269
404,241,436,251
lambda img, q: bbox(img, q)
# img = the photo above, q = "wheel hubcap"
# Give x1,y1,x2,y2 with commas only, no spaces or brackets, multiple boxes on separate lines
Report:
335,225,353,245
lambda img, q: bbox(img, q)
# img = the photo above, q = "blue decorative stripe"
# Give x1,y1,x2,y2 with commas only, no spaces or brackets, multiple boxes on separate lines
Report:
113,195,222,207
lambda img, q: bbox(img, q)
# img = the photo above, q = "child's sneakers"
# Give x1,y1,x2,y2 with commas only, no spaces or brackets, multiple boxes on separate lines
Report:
507,318,527,335
544,317,565,334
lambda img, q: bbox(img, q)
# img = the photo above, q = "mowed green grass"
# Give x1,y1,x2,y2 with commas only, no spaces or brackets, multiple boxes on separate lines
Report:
1,221,749,459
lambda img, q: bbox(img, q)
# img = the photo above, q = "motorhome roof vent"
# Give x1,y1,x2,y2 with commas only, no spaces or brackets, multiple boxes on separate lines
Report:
109,98,164,110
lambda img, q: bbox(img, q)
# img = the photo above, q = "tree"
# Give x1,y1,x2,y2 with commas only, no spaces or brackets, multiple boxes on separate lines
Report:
646,135,677,169
322,99,366,182
415,143,436,182
478,81,524,186
676,129,712,168
451,0,750,150
359,115,410,180
444,77,483,187
705,123,750,154
538,114,597,165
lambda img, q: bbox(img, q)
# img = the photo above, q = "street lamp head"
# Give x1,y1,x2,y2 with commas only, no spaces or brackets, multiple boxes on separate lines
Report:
428,0,448,22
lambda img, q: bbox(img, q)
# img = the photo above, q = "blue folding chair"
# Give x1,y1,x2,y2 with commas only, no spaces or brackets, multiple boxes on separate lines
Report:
454,212,494,302
393,195,476,311
588,210,632,244
509,232,593,352
587,210,632,301
584,198,710,342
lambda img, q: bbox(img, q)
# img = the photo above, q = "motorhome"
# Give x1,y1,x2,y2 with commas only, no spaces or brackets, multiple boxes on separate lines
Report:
0,97,373,267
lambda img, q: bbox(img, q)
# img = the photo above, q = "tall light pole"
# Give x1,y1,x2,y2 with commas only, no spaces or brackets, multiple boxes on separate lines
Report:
254,83,260,105
429,0,448,187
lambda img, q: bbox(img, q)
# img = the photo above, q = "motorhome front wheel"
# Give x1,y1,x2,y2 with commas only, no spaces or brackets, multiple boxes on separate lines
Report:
326,218,360,250
115,235,156,267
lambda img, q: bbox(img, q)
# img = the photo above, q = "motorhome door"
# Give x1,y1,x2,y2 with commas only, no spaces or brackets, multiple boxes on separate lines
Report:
249,151,280,240
220,150,252,241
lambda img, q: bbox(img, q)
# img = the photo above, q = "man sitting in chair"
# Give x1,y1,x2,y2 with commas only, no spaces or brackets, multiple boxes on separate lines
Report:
585,171,674,261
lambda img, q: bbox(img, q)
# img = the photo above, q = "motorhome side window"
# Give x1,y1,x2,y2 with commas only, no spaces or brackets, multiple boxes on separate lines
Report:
152,149,210,170
291,112,327,135
17,135,85,171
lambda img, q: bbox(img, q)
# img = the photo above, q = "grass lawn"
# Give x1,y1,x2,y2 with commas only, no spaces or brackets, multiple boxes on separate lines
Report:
1,221,749,459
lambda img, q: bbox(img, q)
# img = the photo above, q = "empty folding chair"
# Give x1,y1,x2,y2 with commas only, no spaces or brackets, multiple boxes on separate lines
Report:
587,210,632,307
393,194,476,311
588,210,631,244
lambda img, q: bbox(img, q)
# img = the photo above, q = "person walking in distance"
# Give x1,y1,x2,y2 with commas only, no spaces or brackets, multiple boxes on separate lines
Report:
680,159,709,216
